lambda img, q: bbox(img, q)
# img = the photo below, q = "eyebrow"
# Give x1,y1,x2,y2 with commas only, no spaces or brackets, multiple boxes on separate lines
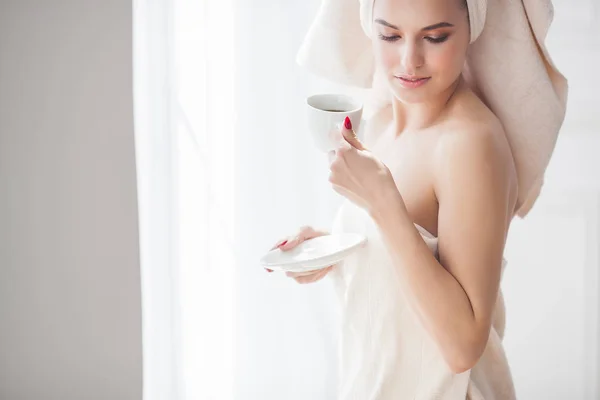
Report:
374,19,454,31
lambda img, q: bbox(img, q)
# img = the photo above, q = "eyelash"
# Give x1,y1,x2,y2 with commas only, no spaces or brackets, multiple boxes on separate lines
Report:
377,33,449,44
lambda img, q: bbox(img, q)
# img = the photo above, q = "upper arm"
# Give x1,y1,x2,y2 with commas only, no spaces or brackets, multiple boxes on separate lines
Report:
433,127,515,341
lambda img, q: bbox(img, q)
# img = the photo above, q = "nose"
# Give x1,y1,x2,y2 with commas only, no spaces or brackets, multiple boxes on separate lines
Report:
401,42,424,74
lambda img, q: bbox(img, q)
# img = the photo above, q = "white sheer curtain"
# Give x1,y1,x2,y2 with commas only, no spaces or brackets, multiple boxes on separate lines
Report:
134,0,599,399
134,0,353,398
134,0,235,398
134,0,364,398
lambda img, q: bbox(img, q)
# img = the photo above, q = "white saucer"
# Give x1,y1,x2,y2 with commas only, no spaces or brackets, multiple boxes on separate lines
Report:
260,233,367,272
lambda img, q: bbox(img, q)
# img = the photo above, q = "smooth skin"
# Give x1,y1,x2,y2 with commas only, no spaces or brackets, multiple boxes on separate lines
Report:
268,0,518,374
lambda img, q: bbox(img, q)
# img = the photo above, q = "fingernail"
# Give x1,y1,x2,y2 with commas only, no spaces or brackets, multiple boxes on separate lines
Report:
265,268,273,273
344,116,352,130
278,240,288,247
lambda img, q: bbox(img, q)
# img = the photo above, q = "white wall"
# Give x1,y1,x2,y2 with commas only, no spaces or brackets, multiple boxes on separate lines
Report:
0,1,143,399
502,2,600,398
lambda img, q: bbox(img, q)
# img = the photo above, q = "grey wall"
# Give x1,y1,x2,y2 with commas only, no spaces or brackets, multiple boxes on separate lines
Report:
0,1,143,399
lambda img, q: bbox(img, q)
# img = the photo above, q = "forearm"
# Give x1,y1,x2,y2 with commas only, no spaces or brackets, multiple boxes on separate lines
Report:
369,190,484,372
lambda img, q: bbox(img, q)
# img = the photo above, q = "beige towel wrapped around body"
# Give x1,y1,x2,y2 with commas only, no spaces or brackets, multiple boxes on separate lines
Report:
297,1,568,399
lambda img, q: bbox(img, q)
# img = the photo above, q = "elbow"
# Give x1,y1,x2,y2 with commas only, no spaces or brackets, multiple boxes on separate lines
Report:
446,338,486,375
448,355,478,375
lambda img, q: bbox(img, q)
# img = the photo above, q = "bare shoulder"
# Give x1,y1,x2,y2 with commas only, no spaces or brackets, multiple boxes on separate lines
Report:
434,89,518,211
437,89,515,171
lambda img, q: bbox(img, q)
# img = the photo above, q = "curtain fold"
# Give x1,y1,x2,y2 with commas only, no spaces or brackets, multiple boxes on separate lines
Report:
134,0,235,399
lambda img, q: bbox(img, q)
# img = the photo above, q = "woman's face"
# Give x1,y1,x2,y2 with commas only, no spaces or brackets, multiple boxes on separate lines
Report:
371,0,470,104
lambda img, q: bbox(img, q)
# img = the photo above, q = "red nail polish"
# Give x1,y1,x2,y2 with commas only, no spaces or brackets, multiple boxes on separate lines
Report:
279,240,288,247
344,116,352,130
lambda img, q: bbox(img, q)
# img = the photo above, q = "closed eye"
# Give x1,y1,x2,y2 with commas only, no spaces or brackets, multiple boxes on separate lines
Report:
425,35,449,44
379,33,450,44
378,33,401,42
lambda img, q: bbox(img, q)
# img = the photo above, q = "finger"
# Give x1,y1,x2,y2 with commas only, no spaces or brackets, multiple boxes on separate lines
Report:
294,267,332,284
295,275,320,284
341,116,365,151
298,225,317,237
331,143,351,163
287,265,333,279
315,265,334,276
276,226,327,253
286,269,320,278
279,236,302,252
279,227,313,251
270,238,289,251
328,150,336,165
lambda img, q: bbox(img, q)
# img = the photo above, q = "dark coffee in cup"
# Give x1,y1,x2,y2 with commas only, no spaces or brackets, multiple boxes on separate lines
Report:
306,94,363,152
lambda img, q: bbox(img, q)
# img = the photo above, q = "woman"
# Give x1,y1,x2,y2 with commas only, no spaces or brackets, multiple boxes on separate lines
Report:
267,0,566,398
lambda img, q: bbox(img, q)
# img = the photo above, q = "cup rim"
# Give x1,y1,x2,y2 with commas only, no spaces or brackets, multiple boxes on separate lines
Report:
306,93,363,114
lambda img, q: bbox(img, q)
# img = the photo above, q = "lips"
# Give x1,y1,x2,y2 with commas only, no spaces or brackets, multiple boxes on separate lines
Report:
398,76,429,82
395,75,431,89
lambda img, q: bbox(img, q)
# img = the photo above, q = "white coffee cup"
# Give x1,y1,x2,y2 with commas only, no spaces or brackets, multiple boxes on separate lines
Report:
306,94,364,152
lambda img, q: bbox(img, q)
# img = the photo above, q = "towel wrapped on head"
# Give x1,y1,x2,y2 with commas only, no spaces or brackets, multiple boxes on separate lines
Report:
361,0,485,42
297,0,568,218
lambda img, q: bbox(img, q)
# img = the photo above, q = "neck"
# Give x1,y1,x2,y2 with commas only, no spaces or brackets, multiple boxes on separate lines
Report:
391,76,463,135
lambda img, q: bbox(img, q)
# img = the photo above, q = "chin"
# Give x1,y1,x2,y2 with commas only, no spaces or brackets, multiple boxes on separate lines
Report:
388,82,433,105
388,76,459,105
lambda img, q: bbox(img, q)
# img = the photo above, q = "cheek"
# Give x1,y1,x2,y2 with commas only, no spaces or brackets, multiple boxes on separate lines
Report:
374,43,399,71
427,43,465,77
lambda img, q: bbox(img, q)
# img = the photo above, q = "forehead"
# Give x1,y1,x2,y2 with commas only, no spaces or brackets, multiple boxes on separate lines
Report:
373,0,465,28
